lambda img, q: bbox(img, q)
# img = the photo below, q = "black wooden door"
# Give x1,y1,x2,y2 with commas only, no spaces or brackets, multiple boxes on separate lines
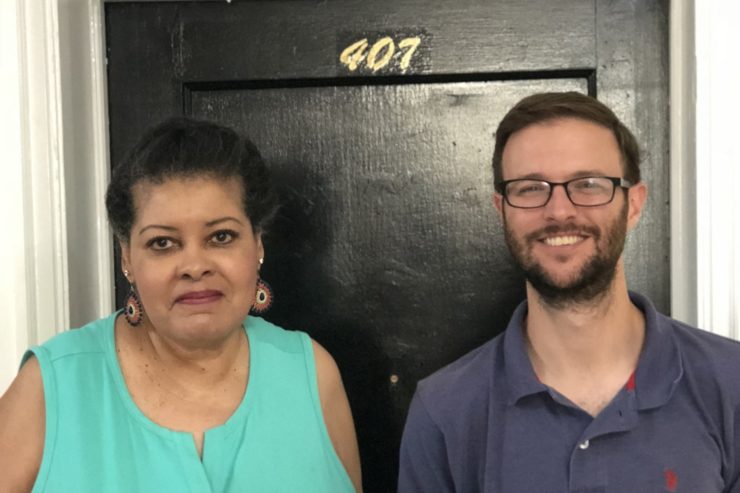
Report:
105,1,668,490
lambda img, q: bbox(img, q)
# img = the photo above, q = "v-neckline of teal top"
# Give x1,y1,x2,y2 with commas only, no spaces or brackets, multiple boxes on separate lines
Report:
102,312,256,465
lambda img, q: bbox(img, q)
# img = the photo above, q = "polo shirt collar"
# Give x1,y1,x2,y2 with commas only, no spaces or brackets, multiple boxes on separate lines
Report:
503,300,547,404
502,291,683,410
629,291,683,410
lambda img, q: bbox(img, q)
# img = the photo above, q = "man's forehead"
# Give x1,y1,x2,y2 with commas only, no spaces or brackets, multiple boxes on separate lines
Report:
509,169,617,181
505,116,615,144
501,117,623,180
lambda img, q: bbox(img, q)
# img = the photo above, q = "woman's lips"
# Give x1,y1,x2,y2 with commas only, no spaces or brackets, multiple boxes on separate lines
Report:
175,290,223,305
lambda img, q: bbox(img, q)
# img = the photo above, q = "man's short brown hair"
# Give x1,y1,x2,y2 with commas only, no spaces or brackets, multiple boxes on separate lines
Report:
492,92,641,185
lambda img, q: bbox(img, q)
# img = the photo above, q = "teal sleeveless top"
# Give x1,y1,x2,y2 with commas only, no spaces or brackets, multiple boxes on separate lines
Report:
23,313,355,493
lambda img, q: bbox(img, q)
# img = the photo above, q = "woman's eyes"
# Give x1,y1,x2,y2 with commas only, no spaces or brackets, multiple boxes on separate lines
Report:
147,237,175,250
210,230,239,245
145,230,239,251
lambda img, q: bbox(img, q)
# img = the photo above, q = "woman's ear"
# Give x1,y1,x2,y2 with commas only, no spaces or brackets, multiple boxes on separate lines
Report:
120,240,132,282
256,233,265,266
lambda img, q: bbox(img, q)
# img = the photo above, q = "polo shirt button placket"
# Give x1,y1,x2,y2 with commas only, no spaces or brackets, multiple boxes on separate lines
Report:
569,437,604,492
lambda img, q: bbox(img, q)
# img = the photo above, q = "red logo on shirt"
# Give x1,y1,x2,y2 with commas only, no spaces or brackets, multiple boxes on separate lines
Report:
626,372,636,391
664,468,678,491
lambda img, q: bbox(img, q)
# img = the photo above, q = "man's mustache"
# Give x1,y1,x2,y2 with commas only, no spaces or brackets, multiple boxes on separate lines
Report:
524,223,601,243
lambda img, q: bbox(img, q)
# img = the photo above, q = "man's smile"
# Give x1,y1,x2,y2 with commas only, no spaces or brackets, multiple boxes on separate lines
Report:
524,223,600,249
541,235,586,247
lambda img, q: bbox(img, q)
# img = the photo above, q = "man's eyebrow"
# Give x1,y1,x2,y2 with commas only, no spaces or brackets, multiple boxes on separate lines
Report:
570,169,612,178
511,170,611,181
509,172,548,181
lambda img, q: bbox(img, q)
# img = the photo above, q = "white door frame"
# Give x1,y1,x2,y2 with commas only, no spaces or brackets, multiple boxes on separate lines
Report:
1,0,113,392
2,0,738,393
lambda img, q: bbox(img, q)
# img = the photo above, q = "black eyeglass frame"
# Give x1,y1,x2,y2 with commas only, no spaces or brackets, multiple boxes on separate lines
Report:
494,176,634,209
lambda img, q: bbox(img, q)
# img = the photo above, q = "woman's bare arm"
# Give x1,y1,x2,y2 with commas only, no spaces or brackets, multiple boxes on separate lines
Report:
312,340,363,492
0,356,45,491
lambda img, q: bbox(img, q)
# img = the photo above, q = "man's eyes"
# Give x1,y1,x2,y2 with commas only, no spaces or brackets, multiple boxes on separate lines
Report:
512,182,548,195
572,179,607,191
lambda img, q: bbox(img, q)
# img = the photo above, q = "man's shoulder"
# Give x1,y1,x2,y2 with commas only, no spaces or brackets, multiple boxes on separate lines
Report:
635,292,740,386
415,331,506,418
664,313,740,372
655,311,740,407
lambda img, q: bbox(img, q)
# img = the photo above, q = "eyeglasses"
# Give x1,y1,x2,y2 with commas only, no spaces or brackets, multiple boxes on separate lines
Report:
495,176,633,209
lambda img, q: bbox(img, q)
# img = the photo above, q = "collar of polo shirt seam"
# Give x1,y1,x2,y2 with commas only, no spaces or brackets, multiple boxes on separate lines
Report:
502,292,684,409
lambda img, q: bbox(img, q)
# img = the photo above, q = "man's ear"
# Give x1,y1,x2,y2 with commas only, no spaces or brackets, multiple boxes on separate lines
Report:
626,181,648,231
493,193,505,220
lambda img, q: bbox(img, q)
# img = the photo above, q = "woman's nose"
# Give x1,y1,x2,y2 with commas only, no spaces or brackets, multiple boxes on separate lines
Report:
177,245,213,280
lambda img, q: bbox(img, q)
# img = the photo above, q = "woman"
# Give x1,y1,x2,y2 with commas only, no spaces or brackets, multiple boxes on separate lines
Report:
0,118,362,492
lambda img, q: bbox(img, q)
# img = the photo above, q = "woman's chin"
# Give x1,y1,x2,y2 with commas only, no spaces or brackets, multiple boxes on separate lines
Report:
153,314,243,347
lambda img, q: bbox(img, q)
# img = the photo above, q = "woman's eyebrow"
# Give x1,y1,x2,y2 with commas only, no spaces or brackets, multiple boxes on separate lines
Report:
138,224,177,235
137,217,244,235
205,216,244,228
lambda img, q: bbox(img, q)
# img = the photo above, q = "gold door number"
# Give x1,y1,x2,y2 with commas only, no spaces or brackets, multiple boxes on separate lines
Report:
340,36,422,73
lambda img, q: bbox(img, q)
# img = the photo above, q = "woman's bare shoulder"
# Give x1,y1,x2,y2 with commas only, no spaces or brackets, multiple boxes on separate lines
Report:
311,340,363,492
0,355,46,491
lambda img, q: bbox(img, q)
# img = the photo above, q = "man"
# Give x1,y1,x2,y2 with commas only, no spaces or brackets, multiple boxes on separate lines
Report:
398,92,740,492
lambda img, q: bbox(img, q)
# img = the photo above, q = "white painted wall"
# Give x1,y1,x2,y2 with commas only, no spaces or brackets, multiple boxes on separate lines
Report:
1,0,72,395
1,0,112,394
0,0,32,397
1,0,739,394
670,0,740,340
692,1,740,340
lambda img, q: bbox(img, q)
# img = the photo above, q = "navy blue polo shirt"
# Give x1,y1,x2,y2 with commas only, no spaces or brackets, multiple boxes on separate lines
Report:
398,292,740,492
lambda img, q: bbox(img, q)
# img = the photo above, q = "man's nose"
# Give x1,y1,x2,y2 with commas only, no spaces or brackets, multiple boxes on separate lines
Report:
543,184,577,221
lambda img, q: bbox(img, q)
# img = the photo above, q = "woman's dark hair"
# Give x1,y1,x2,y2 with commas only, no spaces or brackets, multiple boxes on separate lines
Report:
106,117,279,242
492,92,641,185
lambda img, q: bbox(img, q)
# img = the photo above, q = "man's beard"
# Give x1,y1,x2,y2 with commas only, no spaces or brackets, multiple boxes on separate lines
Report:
503,202,628,309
